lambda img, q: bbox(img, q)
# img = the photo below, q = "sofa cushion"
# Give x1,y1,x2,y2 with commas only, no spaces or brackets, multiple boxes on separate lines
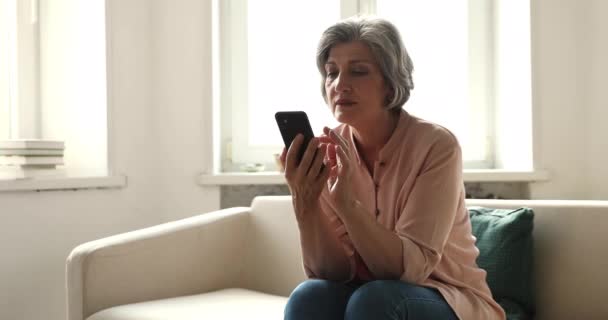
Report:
87,288,287,320
468,207,535,318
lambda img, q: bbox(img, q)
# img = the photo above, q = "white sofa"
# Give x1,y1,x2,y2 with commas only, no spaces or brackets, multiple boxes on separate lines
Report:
66,196,608,320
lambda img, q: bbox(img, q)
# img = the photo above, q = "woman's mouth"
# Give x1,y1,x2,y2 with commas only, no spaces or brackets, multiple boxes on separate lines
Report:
335,98,356,107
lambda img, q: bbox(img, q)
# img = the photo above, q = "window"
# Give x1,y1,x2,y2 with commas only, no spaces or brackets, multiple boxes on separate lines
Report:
0,0,40,140
215,0,531,172
0,0,109,178
0,0,9,140
377,0,486,167
216,0,342,172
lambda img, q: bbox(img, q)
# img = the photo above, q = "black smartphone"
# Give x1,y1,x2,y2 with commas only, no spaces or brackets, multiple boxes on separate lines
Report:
275,111,316,164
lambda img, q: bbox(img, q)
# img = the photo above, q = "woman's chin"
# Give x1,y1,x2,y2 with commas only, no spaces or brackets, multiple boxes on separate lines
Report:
333,109,358,125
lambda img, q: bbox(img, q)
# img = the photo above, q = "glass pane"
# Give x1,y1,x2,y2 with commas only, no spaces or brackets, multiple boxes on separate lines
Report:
247,0,340,146
0,0,14,140
377,0,484,162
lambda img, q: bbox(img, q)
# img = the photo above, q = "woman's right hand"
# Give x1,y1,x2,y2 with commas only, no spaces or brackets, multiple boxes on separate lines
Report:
280,134,330,223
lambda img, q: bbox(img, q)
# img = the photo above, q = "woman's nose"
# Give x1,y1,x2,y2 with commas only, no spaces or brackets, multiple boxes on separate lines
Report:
334,73,352,93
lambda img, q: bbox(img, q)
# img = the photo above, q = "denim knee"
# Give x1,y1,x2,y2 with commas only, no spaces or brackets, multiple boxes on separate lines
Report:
284,279,354,320
345,280,457,320
345,280,399,320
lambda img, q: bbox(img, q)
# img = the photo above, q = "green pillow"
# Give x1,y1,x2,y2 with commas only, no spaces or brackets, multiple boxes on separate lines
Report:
468,207,535,319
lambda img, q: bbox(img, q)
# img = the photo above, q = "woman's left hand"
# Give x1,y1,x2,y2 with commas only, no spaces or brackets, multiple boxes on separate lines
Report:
321,127,357,215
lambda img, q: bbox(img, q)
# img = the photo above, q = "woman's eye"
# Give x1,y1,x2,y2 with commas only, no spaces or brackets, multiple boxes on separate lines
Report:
352,70,368,75
326,72,337,78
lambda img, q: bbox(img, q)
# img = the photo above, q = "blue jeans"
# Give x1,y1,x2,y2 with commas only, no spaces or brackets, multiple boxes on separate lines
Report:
284,279,458,320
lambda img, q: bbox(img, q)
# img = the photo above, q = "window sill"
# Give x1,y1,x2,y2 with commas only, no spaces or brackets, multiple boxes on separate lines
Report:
462,169,549,182
0,175,127,192
197,170,550,186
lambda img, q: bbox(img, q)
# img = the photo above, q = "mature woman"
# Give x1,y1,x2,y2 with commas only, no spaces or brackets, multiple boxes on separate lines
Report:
280,17,505,320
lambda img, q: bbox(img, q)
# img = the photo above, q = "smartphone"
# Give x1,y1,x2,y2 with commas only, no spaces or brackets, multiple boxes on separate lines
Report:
275,111,316,164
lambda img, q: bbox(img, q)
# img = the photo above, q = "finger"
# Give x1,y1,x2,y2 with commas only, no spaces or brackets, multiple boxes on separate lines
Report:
336,144,351,171
307,145,326,178
277,147,287,172
323,126,331,136
319,137,333,144
327,142,337,167
320,127,335,144
309,164,329,197
328,161,339,181
315,163,330,192
319,134,332,144
285,134,304,173
279,147,287,166
333,144,343,168
318,142,328,160
319,161,330,181
319,143,329,165
327,129,353,164
321,143,331,167
297,137,320,179
328,129,349,150
327,165,338,189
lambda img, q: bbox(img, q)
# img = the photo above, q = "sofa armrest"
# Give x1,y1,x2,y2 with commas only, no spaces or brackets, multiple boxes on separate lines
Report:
66,207,251,320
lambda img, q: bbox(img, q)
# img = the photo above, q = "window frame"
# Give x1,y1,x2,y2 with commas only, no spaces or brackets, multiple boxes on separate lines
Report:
0,0,117,185
0,0,11,139
0,0,41,140
214,0,527,173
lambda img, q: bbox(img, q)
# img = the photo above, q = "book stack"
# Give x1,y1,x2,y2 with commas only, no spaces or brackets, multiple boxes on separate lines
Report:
0,140,66,179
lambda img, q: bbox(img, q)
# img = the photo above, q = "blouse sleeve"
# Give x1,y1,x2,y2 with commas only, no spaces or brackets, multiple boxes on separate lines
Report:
302,199,357,281
395,132,464,284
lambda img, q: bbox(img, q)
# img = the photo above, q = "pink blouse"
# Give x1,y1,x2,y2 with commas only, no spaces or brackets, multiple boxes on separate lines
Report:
304,110,505,320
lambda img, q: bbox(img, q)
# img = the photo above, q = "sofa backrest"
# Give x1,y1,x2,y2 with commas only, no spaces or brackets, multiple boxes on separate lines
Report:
240,196,307,297
468,199,608,320
242,196,608,320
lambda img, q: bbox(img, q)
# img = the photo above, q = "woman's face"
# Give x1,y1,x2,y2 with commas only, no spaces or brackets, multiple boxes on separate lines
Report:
324,41,390,126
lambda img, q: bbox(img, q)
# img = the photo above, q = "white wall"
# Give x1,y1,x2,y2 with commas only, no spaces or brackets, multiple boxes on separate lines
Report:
530,0,608,200
0,1,219,320
585,0,608,200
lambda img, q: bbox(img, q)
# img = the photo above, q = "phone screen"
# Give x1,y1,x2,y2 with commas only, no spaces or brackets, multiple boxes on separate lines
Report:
275,111,315,163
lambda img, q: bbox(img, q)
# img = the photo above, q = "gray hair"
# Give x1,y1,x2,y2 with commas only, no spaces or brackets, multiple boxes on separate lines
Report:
316,16,414,110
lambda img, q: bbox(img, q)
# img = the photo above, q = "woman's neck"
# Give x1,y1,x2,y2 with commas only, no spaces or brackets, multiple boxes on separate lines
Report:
351,110,399,159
